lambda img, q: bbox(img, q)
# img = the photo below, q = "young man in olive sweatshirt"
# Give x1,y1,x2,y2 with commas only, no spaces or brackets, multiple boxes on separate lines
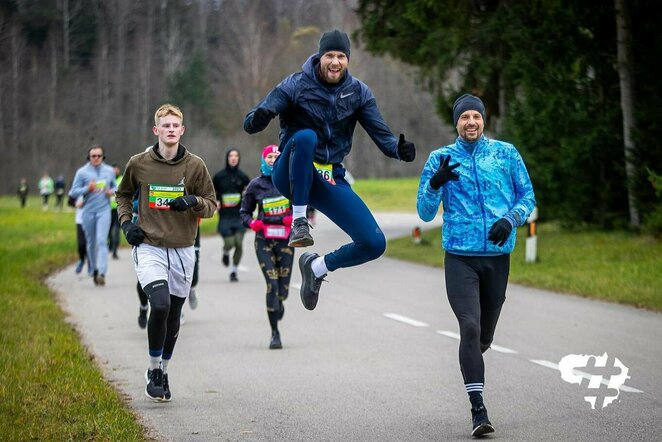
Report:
116,104,217,402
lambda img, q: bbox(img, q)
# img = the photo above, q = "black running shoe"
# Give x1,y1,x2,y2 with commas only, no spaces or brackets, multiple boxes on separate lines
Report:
230,272,238,282
288,217,314,247
138,308,147,329
144,368,165,401
471,403,495,437
298,252,325,310
162,373,172,402
222,253,229,267
269,331,282,349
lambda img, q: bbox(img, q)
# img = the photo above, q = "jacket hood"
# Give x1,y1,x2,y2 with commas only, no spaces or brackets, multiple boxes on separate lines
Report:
149,143,189,164
225,148,241,170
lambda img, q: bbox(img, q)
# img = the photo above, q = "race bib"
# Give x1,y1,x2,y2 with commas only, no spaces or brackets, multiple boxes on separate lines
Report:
263,225,289,239
221,193,241,208
95,180,107,190
262,196,290,217
313,162,336,185
148,184,184,210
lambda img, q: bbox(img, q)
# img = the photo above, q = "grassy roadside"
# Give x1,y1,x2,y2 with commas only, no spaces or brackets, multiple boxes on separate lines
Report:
0,197,147,440
351,178,662,312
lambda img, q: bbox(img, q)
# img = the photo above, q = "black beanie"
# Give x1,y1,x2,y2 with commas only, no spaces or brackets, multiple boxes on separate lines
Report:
318,30,350,59
452,94,486,126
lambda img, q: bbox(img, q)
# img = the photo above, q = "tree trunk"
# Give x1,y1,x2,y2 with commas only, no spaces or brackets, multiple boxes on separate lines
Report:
10,22,21,149
62,0,70,68
614,0,640,227
50,36,58,122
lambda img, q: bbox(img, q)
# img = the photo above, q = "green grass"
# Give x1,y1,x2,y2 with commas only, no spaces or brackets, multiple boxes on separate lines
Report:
352,177,420,212
0,196,147,440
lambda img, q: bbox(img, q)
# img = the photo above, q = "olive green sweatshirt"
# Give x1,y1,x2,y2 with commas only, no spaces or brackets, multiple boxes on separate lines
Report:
117,145,217,248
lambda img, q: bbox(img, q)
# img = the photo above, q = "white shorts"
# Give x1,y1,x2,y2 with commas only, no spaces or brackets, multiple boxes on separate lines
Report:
133,243,195,299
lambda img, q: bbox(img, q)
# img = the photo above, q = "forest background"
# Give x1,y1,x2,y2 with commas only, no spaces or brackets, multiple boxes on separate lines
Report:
0,0,660,231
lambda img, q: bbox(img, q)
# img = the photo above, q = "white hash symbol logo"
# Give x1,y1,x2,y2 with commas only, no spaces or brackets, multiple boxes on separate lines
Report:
558,353,630,409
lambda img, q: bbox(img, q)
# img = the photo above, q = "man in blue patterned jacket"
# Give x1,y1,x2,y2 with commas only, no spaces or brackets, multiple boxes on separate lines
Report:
244,29,416,312
417,94,535,438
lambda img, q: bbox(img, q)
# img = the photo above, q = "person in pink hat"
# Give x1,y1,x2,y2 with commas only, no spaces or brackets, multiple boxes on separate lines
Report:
240,145,294,349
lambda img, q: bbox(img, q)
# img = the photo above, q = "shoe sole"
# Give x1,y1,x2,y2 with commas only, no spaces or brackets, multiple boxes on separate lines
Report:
269,343,283,349
288,236,314,247
472,423,495,437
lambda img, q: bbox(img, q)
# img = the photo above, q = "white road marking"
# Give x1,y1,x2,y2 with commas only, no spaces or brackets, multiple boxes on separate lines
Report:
529,359,643,393
383,313,429,327
436,330,517,353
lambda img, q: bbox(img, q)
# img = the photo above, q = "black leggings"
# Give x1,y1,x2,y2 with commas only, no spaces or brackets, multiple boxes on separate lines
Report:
444,252,510,384
255,236,294,311
76,224,87,262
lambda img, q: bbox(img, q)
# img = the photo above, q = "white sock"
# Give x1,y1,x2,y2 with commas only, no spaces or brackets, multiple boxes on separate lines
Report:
292,205,307,219
311,256,328,278
161,359,170,374
231,265,237,273
149,356,161,370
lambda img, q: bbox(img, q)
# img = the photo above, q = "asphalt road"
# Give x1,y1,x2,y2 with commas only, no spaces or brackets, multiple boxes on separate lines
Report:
49,212,662,441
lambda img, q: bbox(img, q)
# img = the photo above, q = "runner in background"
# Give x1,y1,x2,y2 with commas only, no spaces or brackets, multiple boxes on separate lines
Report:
240,145,294,349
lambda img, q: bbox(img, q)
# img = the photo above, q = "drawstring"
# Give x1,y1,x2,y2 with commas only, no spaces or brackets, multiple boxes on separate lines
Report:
173,248,187,283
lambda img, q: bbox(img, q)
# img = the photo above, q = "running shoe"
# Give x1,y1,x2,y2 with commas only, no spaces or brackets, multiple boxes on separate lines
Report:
471,403,495,437
162,373,172,401
222,253,230,267
95,274,106,286
75,260,84,274
269,331,282,349
298,252,325,310
288,217,314,247
138,307,147,329
144,368,166,401
188,288,198,309
230,272,238,282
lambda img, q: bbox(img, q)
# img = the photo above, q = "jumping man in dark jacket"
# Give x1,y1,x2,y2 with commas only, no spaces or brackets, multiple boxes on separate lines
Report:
244,29,416,311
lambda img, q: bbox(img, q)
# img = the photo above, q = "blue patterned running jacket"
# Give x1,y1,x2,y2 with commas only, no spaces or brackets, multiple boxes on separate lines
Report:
417,135,536,255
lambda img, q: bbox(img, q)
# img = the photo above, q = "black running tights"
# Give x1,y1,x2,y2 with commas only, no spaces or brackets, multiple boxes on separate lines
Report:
444,252,510,384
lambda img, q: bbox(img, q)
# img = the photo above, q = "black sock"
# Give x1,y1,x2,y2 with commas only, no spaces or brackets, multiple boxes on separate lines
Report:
267,311,279,333
469,391,483,408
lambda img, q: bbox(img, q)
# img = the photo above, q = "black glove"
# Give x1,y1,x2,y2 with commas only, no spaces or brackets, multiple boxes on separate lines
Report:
488,218,513,247
121,221,145,246
397,134,416,162
168,195,198,211
251,108,273,130
429,155,460,190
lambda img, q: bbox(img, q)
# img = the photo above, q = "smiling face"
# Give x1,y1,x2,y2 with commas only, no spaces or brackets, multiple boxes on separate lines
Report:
319,51,348,84
456,110,484,142
153,114,185,147
264,151,279,167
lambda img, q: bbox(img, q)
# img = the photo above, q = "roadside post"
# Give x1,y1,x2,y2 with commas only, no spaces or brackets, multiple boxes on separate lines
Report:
525,206,538,263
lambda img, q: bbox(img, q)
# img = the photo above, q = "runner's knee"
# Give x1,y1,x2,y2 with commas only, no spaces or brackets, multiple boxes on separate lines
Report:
144,279,170,313
293,129,317,150
357,230,386,261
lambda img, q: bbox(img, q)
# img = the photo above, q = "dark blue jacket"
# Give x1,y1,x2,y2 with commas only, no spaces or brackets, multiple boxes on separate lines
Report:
244,54,400,165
